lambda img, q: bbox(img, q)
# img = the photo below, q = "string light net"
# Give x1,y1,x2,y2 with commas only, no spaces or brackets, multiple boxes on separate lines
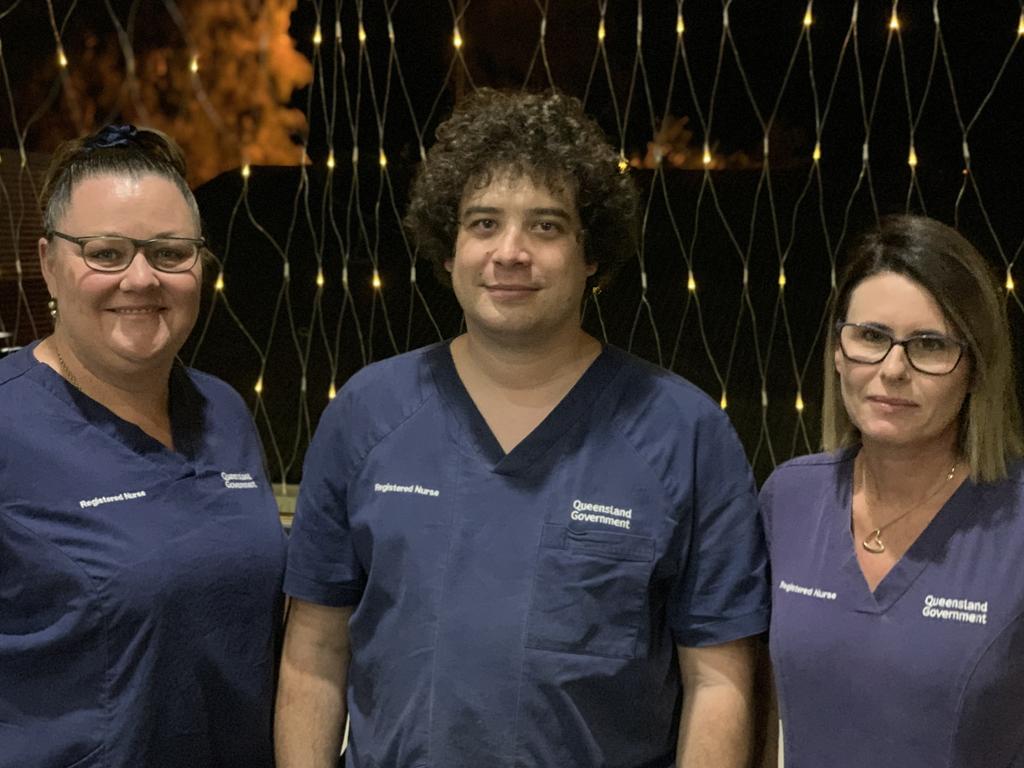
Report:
1,0,1022,493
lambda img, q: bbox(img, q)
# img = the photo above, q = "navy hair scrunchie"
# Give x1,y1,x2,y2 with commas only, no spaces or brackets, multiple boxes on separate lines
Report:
85,124,139,151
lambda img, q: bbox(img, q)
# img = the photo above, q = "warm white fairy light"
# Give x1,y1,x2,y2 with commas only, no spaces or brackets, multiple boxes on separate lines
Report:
189,53,199,74
254,376,264,395
241,163,251,179
57,46,68,68
795,392,805,412
372,270,382,289
687,271,697,292
702,143,712,166
803,7,813,27
378,149,387,168
313,24,322,46
813,141,822,162
719,393,728,410
328,383,337,400
358,22,367,44
326,149,335,170
908,145,918,168
889,9,900,31
676,13,685,36
214,273,225,292
316,268,325,288
598,18,606,43
453,27,463,49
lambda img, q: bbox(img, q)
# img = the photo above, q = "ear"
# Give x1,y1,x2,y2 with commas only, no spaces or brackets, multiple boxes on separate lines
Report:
584,261,597,277
833,344,843,376
444,257,454,274
38,237,59,297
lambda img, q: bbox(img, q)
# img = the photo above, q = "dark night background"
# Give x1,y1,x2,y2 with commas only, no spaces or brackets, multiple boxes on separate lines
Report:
2,1,1023,483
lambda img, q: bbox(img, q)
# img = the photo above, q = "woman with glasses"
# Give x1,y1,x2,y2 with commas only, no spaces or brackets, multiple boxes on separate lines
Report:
0,124,285,767
760,214,1024,768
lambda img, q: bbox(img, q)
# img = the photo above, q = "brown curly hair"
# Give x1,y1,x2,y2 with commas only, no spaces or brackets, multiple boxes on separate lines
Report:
404,89,639,290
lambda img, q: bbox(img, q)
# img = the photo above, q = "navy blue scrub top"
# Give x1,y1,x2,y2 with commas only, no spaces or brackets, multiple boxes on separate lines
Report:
286,342,769,768
0,342,286,768
762,450,1024,768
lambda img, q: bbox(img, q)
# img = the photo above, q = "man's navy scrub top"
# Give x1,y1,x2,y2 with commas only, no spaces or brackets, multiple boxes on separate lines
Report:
0,342,286,768
762,450,1024,768
286,342,770,768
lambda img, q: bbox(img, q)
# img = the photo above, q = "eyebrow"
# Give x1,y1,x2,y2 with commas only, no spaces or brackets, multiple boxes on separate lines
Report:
460,205,573,220
856,321,951,337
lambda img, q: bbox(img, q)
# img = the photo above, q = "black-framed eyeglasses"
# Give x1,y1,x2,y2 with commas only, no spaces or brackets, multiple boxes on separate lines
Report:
836,322,966,375
48,230,205,273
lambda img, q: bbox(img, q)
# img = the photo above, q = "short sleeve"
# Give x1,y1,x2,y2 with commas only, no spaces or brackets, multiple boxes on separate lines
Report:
284,397,366,607
668,412,770,647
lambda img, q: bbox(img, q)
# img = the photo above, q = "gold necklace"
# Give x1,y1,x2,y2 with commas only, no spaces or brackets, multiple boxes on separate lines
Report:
52,340,81,391
860,460,958,554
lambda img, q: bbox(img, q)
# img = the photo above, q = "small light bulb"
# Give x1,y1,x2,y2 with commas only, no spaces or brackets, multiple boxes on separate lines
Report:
908,145,918,168
1007,270,1016,292
1018,11,1024,36
598,19,606,43
778,268,787,288
328,383,337,400
372,270,382,289
378,149,387,168
812,141,822,162
254,376,264,395
795,392,805,412
57,46,68,68
687,271,697,292
803,8,813,27
453,28,463,49
676,13,685,36
889,10,900,31
387,20,395,44
719,393,728,410
189,53,199,74
617,153,629,173
316,269,325,288
358,23,367,44
241,163,251,179
313,24,323,46
326,149,335,170
702,144,712,166
214,273,224,292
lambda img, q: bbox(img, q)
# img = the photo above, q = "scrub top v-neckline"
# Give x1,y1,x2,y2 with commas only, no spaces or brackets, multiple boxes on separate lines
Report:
426,341,623,476
831,452,975,613
26,339,198,472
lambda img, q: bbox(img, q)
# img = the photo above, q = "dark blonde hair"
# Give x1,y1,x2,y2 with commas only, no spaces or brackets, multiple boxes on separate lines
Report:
822,214,1024,482
40,124,201,235
404,89,638,290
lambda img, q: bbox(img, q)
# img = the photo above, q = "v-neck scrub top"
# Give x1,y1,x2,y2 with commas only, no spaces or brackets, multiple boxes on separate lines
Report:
0,343,286,768
760,450,1024,768
285,342,769,768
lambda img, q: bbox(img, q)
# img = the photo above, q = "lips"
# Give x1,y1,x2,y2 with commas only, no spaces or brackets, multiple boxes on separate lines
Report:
867,395,917,408
108,306,165,315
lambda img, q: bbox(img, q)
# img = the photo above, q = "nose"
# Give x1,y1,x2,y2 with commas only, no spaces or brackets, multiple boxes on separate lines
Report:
878,342,912,380
119,250,161,289
490,225,530,267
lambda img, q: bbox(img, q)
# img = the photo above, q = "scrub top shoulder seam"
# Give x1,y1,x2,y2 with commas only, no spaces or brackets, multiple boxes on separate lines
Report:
346,386,439,476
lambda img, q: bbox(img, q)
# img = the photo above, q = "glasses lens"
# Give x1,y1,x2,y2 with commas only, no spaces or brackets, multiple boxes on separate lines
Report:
840,324,891,363
81,238,134,271
144,240,199,272
905,336,961,374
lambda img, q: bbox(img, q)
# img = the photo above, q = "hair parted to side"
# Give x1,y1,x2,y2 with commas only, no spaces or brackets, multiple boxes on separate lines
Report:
403,88,639,290
822,214,1024,483
40,124,202,237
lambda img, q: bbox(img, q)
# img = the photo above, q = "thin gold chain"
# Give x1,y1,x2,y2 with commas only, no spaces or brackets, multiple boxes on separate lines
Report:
52,340,81,391
859,460,958,554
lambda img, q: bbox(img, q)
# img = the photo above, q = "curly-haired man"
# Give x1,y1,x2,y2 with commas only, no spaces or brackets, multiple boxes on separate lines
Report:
277,89,769,768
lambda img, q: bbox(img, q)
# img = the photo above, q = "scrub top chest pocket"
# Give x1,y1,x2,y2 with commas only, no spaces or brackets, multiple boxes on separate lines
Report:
525,523,656,659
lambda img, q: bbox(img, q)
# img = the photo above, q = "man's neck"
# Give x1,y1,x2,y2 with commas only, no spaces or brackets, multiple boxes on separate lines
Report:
448,326,602,454
451,325,601,395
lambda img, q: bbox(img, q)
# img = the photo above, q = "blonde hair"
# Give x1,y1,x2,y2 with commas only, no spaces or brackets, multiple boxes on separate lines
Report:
822,215,1023,483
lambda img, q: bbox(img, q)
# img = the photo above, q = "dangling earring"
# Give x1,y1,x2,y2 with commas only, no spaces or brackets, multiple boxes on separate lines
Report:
47,297,58,320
